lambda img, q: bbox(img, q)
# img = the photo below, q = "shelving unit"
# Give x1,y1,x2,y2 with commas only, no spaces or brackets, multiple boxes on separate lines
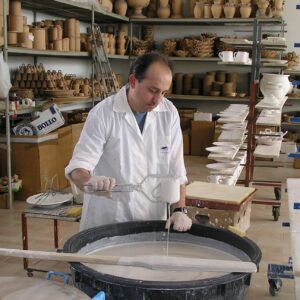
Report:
1,0,129,208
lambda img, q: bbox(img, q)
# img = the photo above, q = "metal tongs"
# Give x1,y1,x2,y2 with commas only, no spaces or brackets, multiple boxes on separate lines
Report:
34,175,68,205
83,174,180,203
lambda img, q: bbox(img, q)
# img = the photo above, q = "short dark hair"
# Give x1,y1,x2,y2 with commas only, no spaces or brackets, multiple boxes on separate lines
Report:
129,51,173,82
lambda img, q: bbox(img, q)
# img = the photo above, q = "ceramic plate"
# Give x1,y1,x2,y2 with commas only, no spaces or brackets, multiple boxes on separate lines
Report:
206,146,235,154
213,141,240,148
206,162,237,172
26,192,73,208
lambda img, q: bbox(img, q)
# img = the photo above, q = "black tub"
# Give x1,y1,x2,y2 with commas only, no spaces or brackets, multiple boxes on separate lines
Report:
63,221,261,300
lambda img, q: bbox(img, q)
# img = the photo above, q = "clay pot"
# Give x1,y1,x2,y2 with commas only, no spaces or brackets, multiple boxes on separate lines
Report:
183,73,193,95
274,0,283,9
54,39,63,51
203,3,212,18
223,4,235,18
8,15,23,32
157,5,171,18
115,0,128,16
240,4,251,18
127,0,150,18
9,0,22,16
189,0,197,17
101,0,113,12
171,0,183,18
194,2,204,18
174,73,184,94
222,82,233,96
211,3,222,18
64,18,76,37
203,74,215,95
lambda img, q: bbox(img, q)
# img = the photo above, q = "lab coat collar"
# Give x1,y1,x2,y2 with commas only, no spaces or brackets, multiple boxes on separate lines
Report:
113,85,168,113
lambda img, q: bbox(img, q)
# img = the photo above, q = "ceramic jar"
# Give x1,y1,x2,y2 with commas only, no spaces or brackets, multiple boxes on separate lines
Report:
203,3,212,18
157,0,171,18
223,3,235,18
194,2,204,18
114,0,128,16
260,73,291,103
189,0,197,17
211,3,222,18
240,4,251,18
171,0,183,18
174,73,184,94
127,0,150,18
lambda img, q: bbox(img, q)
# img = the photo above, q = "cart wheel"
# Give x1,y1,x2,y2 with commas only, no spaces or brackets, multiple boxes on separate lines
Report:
27,271,33,277
269,278,282,296
272,207,280,221
274,187,281,200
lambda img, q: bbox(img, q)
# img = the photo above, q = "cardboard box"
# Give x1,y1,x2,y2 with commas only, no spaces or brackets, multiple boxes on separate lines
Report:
71,122,85,149
8,137,59,200
13,104,65,135
57,126,73,189
182,131,190,155
294,158,300,169
187,202,251,232
191,121,215,156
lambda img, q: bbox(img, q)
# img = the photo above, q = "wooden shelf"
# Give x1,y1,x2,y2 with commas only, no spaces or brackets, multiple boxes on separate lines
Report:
168,94,249,102
22,0,128,23
130,18,284,26
7,47,90,57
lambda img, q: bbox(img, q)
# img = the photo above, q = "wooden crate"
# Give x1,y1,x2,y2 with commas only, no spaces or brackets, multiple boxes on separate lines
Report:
187,202,251,232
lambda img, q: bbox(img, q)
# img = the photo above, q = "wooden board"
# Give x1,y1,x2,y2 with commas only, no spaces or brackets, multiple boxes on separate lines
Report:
186,181,256,205
50,97,90,104
0,277,90,299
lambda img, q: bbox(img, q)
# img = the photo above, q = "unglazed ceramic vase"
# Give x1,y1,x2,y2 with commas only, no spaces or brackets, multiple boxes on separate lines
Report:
157,5,171,18
211,3,222,18
171,0,183,18
194,2,204,18
114,0,128,16
127,0,150,18
240,4,251,18
223,3,235,18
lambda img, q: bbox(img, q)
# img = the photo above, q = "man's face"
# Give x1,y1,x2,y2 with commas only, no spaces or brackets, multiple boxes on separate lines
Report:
128,62,172,113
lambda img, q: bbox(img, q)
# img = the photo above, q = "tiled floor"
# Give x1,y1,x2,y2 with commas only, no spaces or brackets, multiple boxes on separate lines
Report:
0,155,298,299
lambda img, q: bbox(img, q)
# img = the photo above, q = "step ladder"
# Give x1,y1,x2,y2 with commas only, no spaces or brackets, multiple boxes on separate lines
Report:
91,24,119,99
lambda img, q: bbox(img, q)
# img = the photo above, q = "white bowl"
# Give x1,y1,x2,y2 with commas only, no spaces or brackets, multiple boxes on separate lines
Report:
206,162,237,174
206,146,235,154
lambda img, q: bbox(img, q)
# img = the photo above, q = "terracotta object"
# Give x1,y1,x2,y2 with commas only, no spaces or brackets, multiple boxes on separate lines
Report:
211,3,222,18
8,15,23,32
171,0,183,18
203,74,215,95
115,0,128,16
189,0,197,17
157,5,171,18
183,73,193,95
222,82,233,96
223,3,235,18
54,39,63,51
7,31,17,44
203,3,212,18
64,18,76,37
9,0,22,15
240,4,251,18
127,0,150,18
194,2,204,18
174,73,184,94
101,0,113,12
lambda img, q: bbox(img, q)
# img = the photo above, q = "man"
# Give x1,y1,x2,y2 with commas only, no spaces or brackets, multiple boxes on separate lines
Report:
65,52,192,232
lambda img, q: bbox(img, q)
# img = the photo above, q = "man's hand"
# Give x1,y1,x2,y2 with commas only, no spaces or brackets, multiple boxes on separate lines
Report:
165,212,192,232
83,176,116,192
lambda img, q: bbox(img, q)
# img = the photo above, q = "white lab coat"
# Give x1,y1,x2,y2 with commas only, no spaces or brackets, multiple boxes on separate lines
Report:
65,86,187,230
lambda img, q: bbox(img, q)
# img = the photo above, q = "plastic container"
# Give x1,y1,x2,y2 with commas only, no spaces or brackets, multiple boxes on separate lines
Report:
64,221,261,300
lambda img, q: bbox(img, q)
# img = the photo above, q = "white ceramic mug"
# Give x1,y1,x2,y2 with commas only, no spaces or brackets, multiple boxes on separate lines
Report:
218,51,234,62
220,176,234,186
234,51,249,63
